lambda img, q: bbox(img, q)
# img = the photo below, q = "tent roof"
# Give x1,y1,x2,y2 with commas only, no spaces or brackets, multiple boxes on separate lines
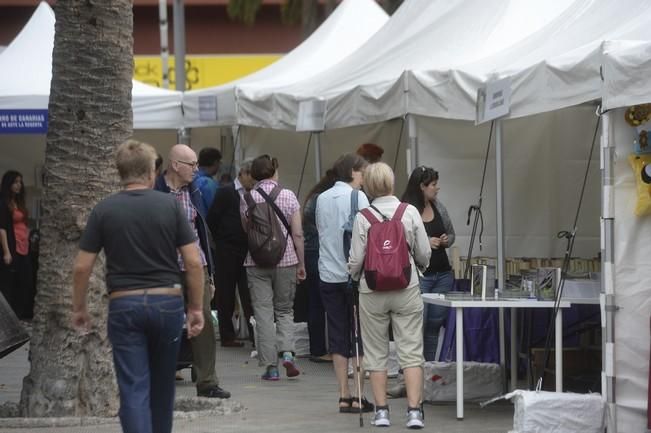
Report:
602,40,651,110
234,0,651,129
182,0,388,127
0,2,184,129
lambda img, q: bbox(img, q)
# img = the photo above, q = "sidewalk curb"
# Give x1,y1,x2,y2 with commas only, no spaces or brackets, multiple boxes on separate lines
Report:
0,398,245,429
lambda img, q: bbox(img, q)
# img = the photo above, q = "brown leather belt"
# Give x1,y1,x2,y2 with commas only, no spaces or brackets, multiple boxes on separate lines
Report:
109,287,182,299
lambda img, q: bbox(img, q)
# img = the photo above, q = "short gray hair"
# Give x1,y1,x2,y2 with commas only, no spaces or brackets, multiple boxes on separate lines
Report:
239,158,253,175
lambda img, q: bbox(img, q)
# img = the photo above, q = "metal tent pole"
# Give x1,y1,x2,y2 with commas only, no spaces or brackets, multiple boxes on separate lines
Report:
158,0,169,89
173,0,188,144
600,110,616,432
495,119,507,387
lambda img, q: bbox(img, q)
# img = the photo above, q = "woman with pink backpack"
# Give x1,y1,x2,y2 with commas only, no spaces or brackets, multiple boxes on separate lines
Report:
348,162,431,429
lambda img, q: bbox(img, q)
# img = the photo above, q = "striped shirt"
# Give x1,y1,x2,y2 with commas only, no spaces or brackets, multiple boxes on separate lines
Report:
169,184,207,270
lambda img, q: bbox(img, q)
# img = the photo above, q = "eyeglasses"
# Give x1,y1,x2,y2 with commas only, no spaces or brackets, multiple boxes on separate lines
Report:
175,159,198,168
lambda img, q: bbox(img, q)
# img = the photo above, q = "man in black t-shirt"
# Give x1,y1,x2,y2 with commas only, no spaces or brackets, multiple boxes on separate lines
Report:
72,140,204,433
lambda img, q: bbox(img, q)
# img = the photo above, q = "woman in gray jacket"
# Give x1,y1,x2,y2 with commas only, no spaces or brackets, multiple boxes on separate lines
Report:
348,162,431,429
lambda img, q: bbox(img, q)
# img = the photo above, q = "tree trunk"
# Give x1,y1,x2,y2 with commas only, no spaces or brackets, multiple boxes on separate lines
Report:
19,0,133,417
301,0,318,39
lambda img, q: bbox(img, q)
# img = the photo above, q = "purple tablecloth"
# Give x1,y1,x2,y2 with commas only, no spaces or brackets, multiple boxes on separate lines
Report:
436,281,599,364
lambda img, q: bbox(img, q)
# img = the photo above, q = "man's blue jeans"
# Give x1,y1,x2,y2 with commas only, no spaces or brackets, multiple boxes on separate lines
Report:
419,271,454,361
107,294,184,433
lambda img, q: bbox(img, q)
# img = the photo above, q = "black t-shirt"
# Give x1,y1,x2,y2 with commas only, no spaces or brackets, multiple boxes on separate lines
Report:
79,189,197,293
423,204,451,274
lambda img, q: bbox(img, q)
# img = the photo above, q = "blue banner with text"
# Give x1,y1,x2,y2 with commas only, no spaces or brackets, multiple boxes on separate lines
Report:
0,110,48,134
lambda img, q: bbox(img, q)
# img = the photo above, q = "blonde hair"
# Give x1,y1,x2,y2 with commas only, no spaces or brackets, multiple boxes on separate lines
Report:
363,162,394,199
116,139,157,185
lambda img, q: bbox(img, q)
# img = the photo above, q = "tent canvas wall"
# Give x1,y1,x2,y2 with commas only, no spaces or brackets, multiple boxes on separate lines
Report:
600,40,651,433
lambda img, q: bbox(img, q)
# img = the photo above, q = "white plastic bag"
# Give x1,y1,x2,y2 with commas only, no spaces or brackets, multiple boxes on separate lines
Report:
506,390,605,433
423,361,502,402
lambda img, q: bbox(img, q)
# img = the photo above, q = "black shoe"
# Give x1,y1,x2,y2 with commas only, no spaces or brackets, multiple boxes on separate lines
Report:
221,339,245,348
197,385,231,399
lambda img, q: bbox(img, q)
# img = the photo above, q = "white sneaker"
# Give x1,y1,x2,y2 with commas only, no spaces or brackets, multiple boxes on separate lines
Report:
371,407,390,427
406,408,424,429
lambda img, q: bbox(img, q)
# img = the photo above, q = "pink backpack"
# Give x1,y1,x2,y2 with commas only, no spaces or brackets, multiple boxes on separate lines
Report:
359,203,412,291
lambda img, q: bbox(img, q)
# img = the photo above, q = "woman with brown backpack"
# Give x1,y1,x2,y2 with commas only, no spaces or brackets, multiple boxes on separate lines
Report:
241,154,306,381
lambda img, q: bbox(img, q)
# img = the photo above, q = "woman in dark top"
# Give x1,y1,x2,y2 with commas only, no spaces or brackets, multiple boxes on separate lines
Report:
300,169,336,363
402,166,456,361
0,170,35,319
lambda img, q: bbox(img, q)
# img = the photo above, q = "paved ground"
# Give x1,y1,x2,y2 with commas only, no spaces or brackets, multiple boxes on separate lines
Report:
0,336,514,433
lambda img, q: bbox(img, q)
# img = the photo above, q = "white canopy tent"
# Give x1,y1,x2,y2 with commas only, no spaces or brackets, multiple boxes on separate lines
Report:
0,1,184,130
0,1,188,192
182,0,388,128
229,0,651,430
181,0,390,196
598,40,651,433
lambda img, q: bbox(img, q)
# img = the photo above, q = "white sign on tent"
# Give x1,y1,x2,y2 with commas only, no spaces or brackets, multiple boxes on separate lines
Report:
476,77,512,125
296,99,327,132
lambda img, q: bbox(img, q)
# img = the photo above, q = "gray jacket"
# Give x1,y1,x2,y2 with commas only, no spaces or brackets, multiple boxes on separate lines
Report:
433,199,455,247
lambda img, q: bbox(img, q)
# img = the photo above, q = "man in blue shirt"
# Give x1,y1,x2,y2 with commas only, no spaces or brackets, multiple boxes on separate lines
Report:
195,147,222,211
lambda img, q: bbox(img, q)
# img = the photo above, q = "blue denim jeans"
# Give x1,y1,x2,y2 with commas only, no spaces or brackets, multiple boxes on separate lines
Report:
419,271,454,361
107,294,184,433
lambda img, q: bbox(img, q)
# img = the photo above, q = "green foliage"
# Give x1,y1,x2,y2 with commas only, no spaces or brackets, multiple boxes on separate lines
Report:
281,0,302,25
227,0,263,26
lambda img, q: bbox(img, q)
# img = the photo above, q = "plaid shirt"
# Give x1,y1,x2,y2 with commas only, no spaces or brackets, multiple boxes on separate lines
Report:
169,183,207,270
240,179,300,267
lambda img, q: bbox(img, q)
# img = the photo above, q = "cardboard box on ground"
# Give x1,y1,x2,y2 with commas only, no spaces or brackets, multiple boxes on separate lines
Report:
531,347,601,393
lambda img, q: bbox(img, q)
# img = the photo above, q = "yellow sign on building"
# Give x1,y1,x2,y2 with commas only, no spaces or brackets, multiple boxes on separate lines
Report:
134,55,282,90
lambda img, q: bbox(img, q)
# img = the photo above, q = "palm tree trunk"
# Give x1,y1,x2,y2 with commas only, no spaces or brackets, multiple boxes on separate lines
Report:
20,0,133,417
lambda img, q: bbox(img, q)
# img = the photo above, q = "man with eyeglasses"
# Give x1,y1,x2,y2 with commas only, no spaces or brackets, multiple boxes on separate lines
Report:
154,144,231,399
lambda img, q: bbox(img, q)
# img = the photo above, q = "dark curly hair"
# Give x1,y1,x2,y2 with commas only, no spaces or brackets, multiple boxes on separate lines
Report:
400,166,439,214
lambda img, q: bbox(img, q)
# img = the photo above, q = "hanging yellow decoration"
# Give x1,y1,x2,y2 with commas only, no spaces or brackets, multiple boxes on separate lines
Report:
625,103,651,127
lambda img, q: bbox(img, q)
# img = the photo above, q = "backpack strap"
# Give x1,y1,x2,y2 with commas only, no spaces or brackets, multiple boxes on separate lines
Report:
257,186,291,235
244,190,256,209
369,204,390,221
360,207,381,225
350,189,359,216
392,202,409,221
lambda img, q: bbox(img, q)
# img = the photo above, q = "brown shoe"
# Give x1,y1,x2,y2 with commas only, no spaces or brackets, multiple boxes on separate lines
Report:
221,339,244,348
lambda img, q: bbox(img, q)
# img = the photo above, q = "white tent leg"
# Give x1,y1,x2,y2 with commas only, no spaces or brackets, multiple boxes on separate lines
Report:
600,110,616,432
177,127,190,145
314,132,322,183
232,125,242,174
407,114,418,175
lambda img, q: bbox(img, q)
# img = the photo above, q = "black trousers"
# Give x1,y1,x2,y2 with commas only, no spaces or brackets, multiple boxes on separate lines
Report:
0,253,35,320
211,248,254,342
